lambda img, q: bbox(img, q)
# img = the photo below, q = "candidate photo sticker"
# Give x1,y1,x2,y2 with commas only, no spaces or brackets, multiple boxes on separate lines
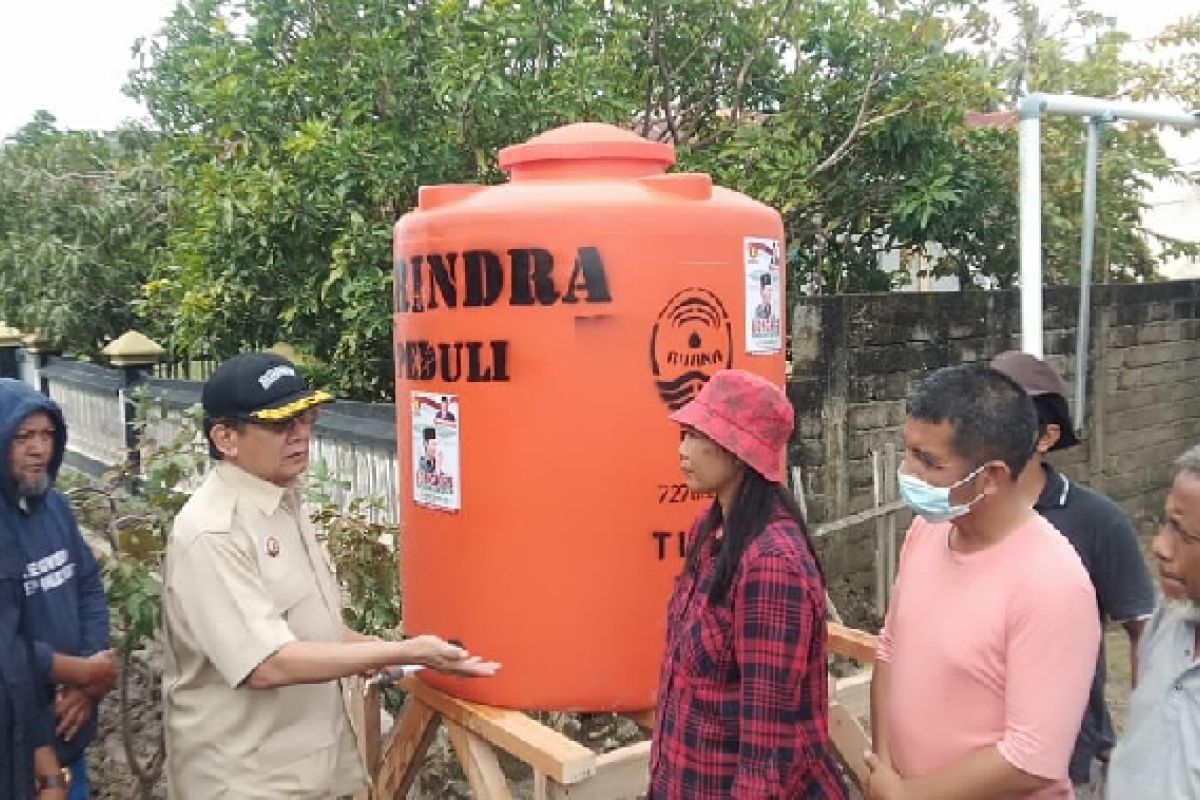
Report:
744,236,782,355
411,391,462,512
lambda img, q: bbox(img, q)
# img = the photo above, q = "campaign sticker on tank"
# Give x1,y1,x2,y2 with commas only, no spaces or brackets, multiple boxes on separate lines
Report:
744,237,783,355
411,392,461,512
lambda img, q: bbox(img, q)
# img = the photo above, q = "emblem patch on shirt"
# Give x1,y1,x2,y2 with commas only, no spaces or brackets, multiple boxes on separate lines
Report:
265,537,281,557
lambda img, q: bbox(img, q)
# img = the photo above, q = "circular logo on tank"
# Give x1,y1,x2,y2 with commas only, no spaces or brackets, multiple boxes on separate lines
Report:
650,288,733,410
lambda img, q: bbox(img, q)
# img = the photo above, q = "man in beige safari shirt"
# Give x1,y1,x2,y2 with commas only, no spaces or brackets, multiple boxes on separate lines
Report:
163,353,498,799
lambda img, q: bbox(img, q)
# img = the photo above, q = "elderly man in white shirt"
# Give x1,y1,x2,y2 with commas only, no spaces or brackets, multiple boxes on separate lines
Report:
1107,445,1200,798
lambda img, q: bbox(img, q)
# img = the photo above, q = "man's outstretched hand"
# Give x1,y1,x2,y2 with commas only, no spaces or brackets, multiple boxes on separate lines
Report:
406,634,501,677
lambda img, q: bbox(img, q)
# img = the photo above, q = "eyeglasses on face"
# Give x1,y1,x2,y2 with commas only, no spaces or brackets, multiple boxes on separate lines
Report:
248,408,321,435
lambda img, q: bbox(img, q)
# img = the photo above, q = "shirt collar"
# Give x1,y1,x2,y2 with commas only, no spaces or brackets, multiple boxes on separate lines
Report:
214,461,301,516
1034,462,1070,510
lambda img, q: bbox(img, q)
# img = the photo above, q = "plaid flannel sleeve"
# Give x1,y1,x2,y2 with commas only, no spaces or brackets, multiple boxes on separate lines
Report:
731,545,821,798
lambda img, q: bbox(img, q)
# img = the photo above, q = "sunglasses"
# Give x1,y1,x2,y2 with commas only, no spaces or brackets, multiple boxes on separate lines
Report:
244,408,321,435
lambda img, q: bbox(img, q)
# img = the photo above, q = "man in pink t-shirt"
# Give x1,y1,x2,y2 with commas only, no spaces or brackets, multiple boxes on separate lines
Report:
865,364,1100,800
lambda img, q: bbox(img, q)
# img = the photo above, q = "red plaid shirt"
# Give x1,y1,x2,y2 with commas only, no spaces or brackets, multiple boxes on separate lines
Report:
649,506,847,799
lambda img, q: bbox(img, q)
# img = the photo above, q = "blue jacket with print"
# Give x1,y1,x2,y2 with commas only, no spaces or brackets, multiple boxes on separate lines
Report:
0,378,110,766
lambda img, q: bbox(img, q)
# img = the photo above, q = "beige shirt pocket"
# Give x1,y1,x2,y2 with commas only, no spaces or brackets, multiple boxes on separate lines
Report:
266,567,341,643
250,719,340,798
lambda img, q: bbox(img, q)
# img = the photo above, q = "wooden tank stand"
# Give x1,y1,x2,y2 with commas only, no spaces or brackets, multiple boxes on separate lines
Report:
364,676,653,799
362,622,879,799
826,621,880,792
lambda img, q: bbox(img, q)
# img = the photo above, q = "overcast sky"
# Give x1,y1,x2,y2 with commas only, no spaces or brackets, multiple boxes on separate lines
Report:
0,0,1195,140
1,0,176,138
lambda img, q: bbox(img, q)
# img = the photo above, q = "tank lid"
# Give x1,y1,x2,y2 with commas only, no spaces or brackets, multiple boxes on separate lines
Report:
498,123,675,170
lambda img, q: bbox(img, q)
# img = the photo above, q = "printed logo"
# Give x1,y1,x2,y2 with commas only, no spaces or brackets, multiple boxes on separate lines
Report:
649,288,733,410
258,365,296,390
22,548,74,596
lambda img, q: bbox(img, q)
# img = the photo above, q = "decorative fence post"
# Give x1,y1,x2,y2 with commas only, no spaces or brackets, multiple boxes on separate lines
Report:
0,322,20,379
22,330,60,394
102,331,165,489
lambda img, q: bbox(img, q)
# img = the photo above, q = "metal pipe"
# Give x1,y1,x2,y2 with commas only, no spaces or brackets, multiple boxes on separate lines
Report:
1075,118,1102,432
1019,113,1044,356
1016,94,1199,359
1020,93,1200,127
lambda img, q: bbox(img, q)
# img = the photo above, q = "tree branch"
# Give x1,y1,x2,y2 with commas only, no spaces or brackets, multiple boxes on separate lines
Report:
731,0,799,122
676,48,726,145
811,65,910,176
650,4,680,144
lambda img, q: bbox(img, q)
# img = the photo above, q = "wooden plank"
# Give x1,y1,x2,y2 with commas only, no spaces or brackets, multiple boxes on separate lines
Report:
362,685,383,777
534,741,651,800
398,677,597,785
374,696,440,799
883,442,899,609
827,621,878,664
873,448,887,616
352,684,381,800
446,721,514,800
813,500,906,538
829,700,872,793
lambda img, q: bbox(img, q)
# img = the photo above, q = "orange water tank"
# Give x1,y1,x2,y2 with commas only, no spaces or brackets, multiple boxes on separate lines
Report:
393,123,786,710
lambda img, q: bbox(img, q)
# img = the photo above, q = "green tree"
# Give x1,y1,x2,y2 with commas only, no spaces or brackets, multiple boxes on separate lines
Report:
129,0,1005,387
980,0,1200,286
128,0,657,397
10,0,1181,397
674,0,1001,293
0,113,169,353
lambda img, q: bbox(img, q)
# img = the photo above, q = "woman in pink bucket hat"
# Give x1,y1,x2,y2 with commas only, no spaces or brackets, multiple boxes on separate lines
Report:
648,369,846,799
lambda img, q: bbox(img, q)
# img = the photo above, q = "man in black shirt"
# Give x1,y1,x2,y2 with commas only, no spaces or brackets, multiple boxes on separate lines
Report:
992,351,1156,799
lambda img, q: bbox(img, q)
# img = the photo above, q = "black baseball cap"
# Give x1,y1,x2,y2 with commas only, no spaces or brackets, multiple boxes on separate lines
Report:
990,350,1079,450
202,352,333,422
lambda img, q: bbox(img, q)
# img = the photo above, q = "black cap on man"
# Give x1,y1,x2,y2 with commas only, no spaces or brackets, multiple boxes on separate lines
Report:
201,352,333,459
990,350,1080,451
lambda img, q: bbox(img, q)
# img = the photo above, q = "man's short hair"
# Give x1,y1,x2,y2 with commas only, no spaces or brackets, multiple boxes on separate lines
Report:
1032,393,1077,450
907,363,1038,480
203,417,244,460
1175,444,1200,480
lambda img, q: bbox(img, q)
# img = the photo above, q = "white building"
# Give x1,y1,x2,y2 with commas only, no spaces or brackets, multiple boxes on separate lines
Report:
1145,128,1200,279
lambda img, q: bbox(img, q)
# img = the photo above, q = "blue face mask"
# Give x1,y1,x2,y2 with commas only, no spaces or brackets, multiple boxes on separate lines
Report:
897,464,986,523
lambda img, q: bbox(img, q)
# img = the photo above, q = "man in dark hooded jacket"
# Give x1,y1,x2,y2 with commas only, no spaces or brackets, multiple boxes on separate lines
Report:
1,541,68,799
0,379,116,798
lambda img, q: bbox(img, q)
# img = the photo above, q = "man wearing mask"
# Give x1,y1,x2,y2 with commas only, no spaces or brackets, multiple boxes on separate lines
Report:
1107,445,1200,798
865,364,1099,799
0,378,117,798
991,350,1154,798
163,353,498,799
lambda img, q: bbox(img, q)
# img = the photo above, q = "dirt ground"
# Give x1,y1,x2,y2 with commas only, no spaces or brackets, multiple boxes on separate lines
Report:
1103,623,1136,734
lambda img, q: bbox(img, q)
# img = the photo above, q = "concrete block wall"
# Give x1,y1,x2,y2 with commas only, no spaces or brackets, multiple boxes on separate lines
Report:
791,280,1200,624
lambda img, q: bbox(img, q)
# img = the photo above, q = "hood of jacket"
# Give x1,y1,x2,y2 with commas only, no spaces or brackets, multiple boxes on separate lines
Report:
0,378,67,509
